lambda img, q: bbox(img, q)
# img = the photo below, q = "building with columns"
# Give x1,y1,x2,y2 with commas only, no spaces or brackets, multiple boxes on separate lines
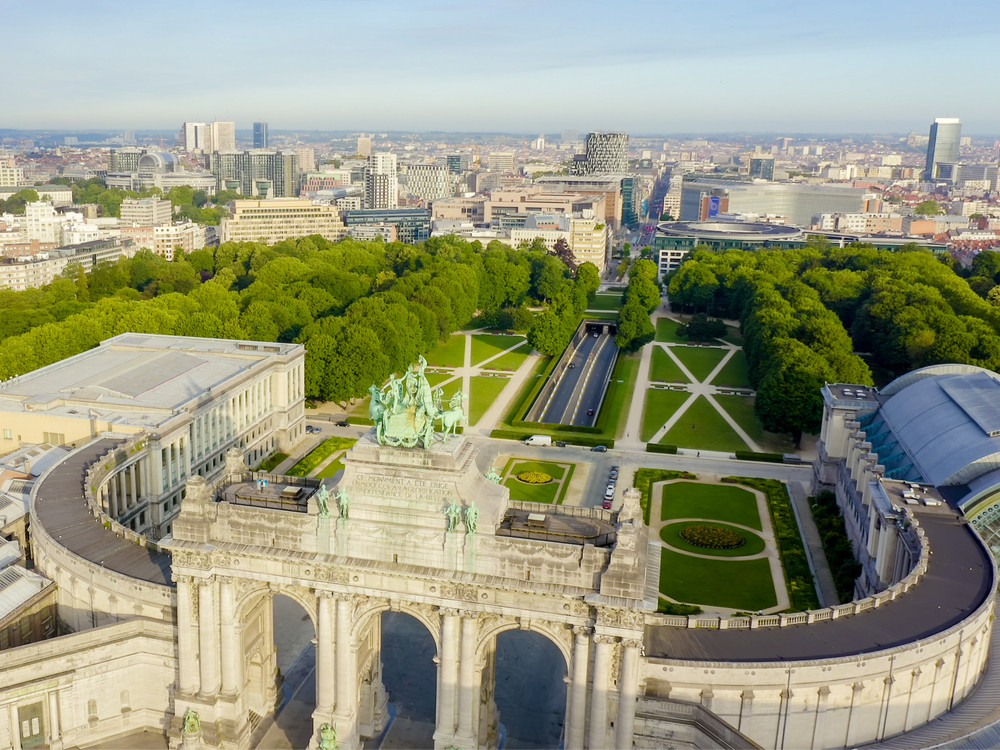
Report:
1,354,999,749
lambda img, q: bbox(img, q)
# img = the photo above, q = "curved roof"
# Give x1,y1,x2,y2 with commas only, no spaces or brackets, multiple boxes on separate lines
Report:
656,220,803,241
879,367,1000,487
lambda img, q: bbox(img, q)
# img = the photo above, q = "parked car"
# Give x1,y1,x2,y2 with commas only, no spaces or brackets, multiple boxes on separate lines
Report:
305,425,315,433
604,486,615,501
335,420,349,427
591,445,607,452
609,466,619,480
555,440,567,447
602,497,613,509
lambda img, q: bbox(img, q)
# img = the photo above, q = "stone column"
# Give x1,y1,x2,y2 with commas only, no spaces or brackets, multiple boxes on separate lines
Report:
435,609,460,744
47,691,61,750
109,474,119,518
566,626,590,749
219,577,239,695
175,574,200,695
8,703,22,750
316,592,335,715
588,635,615,750
615,639,641,749
456,612,478,743
128,465,137,511
198,577,220,696
334,595,356,722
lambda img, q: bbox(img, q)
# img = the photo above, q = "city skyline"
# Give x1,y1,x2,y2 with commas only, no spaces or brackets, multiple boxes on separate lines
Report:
6,0,1000,135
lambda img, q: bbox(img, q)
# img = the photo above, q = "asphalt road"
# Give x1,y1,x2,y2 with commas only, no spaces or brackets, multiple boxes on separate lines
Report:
537,332,617,426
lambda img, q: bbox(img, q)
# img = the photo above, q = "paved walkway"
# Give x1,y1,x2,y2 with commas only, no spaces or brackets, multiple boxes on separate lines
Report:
650,478,790,614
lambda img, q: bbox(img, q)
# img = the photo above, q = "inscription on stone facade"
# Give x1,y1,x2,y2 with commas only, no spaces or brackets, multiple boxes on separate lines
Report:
353,475,452,503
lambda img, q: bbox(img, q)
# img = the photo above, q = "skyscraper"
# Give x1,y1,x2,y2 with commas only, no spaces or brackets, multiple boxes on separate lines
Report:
364,153,398,210
207,121,237,152
923,117,961,182
180,122,206,151
571,132,629,175
253,122,269,149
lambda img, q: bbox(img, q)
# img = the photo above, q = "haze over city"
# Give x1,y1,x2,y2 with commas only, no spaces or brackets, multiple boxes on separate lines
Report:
7,0,1000,134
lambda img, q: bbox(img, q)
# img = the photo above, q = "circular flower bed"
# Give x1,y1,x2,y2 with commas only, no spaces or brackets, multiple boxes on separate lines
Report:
680,524,745,550
517,471,553,484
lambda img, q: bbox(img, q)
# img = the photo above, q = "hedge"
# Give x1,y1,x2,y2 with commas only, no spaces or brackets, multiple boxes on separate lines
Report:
810,490,862,603
657,600,703,616
734,450,784,463
646,444,678,454
722,476,820,611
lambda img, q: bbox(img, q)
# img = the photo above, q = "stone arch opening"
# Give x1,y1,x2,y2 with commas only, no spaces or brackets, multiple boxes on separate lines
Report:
493,628,569,748
379,610,438,745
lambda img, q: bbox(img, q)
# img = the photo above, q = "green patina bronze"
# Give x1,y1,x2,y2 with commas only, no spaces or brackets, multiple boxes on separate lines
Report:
370,356,467,449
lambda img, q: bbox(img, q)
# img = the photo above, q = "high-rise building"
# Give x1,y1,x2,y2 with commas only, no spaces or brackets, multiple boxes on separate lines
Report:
924,117,962,182
404,164,451,202
0,157,25,187
120,197,173,227
364,153,398,210
446,154,468,175
109,147,146,174
253,122,268,149
748,156,775,181
488,151,515,173
207,121,237,153
180,122,206,152
577,132,629,174
208,150,300,197
357,135,373,158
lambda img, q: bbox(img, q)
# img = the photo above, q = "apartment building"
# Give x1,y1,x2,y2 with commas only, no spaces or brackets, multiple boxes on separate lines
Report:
220,199,345,244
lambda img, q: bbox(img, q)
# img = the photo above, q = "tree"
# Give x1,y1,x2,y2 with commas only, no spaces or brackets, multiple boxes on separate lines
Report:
527,311,569,356
914,199,943,216
615,300,655,353
552,237,576,271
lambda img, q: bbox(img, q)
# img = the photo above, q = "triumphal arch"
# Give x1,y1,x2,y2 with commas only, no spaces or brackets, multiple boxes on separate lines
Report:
165,361,653,749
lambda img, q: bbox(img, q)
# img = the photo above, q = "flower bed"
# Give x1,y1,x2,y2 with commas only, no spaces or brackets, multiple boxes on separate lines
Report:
517,471,553,484
680,524,745,550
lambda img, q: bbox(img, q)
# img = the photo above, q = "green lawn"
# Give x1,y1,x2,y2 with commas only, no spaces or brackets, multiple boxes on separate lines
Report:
650,347,688,383
712,351,751,388
658,548,778,611
669,346,729,382
660,481,762,529
425,371,455,387
587,293,624,311
641,388,691,442
469,375,510,425
602,354,639,440
254,452,288,472
655,317,686,343
501,458,574,504
713,394,765,445
483,343,531,371
661,396,750,452
425,334,467,368
287,437,358,477
316,445,356,479
660,521,766,557
471,334,526,366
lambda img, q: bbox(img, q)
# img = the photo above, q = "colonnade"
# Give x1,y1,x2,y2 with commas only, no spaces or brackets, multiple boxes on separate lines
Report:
171,577,643,750
100,460,145,521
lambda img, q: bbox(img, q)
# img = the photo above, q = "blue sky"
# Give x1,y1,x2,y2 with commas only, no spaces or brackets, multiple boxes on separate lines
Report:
6,0,1000,134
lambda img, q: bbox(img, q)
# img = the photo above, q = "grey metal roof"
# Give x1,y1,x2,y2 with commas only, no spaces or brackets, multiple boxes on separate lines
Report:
879,369,1000,487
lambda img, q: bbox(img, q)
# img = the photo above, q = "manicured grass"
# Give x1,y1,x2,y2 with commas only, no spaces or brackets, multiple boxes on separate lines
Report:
655,317,685,343
658,547,778,611
661,396,750,453
713,394,765,445
316,445,356,479
660,481,762,529
287,437,358,477
641,388,691,442
587,293,624,311
501,458,575,504
425,334,467,368
483,343,531,371
469,375,510,425
650,347,688,383
660,521,766,557
425,371,456,387
502,459,568,480
601,354,638,440
582,311,619,320
669,346,729,382
634,468,697,525
255,452,288,472
471,334,526,366
712,350,751,388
